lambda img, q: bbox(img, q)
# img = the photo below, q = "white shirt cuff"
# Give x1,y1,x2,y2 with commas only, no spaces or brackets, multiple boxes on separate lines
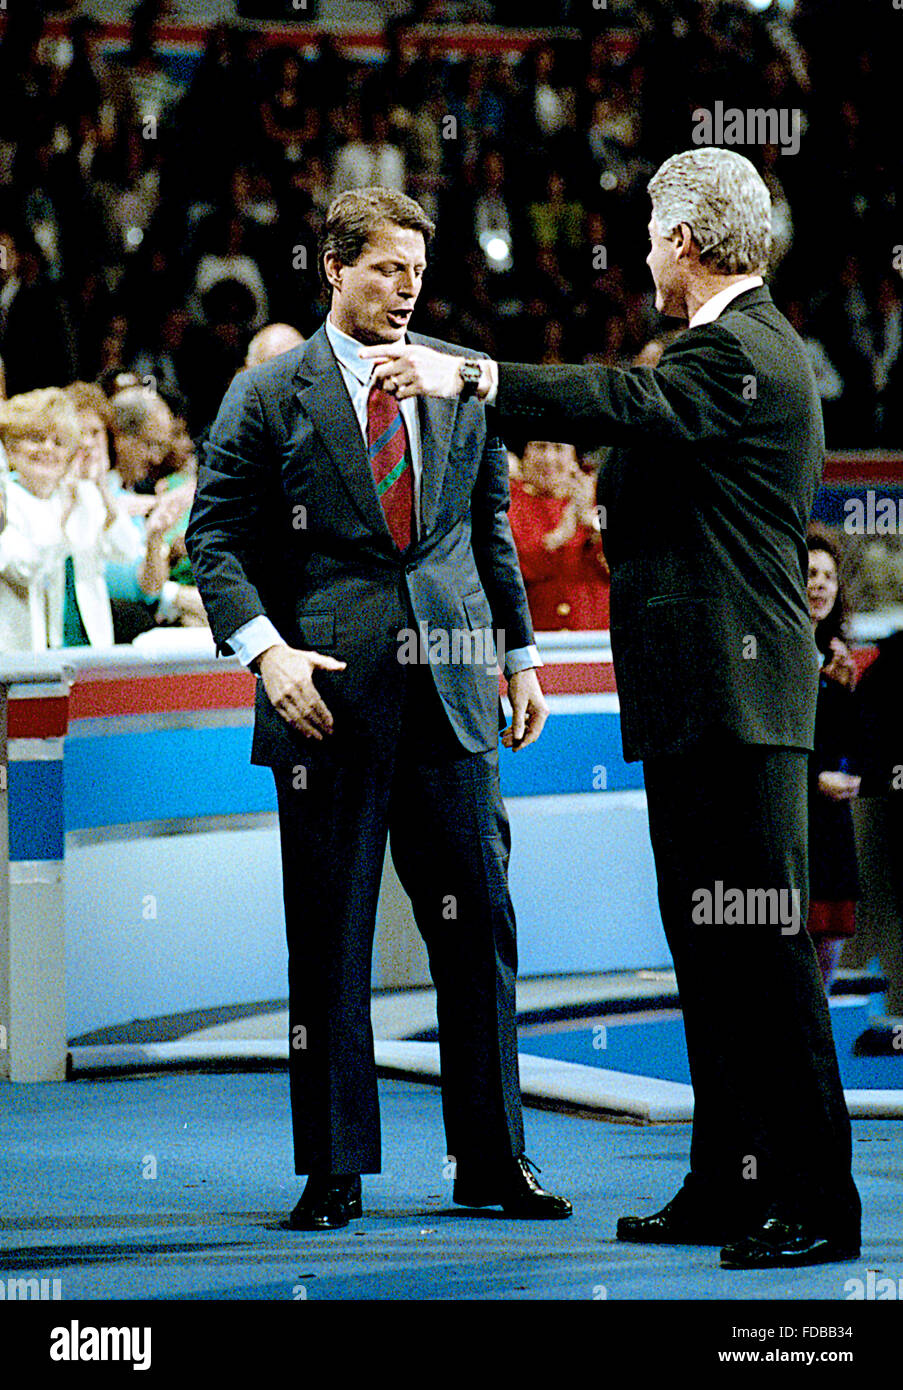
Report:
227,615,286,667
505,643,542,677
481,360,499,405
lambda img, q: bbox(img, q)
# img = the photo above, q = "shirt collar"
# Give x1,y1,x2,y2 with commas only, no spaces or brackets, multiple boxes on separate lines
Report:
325,314,380,388
688,275,764,329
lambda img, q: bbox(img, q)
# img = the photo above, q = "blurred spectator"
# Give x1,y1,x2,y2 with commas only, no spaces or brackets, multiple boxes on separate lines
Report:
60,380,148,646
805,528,861,993
449,60,506,172
869,274,903,443
843,629,903,1055
0,388,79,650
508,440,609,631
783,300,844,442
245,322,304,369
392,83,447,221
260,48,310,167
130,304,192,413
528,44,570,143
761,143,794,274
331,105,404,198
114,18,182,132
527,169,583,257
143,439,205,630
472,148,515,277
0,219,76,396
109,386,173,496
102,382,202,639
0,386,143,650
191,210,268,331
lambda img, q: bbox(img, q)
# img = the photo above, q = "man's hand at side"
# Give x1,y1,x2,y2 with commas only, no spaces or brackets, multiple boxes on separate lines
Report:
502,668,548,751
256,644,346,740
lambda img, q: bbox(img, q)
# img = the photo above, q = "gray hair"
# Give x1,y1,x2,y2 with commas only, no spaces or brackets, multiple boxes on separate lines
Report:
647,148,772,275
109,387,169,437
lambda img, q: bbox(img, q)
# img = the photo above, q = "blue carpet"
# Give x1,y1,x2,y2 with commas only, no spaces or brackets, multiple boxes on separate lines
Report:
1,1073,900,1301
518,998,903,1089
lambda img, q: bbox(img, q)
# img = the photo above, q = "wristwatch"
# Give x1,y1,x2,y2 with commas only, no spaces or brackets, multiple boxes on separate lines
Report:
458,359,483,400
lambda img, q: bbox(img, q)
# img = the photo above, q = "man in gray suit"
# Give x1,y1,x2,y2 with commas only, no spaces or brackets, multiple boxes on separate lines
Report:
365,148,861,1269
186,187,571,1230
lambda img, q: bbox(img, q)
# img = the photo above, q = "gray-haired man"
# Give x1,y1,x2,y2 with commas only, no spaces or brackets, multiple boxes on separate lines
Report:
364,148,861,1270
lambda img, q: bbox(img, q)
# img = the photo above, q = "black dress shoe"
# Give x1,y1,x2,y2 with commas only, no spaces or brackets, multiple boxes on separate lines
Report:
720,1212,860,1269
853,1026,902,1057
617,1188,742,1245
288,1175,363,1231
453,1155,572,1219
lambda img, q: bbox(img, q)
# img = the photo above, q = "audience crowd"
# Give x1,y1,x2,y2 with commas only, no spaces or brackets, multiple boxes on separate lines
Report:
0,0,899,653
0,0,899,442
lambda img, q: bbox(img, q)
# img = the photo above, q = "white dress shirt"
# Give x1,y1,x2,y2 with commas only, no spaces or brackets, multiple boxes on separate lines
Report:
686,274,763,328
228,316,540,675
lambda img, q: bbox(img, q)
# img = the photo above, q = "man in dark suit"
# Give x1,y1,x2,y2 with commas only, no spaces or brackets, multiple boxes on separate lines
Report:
365,149,861,1269
185,187,571,1230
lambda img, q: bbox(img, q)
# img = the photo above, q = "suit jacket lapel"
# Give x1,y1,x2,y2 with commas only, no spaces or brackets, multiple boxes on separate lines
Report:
417,394,456,534
294,325,394,543
409,332,457,535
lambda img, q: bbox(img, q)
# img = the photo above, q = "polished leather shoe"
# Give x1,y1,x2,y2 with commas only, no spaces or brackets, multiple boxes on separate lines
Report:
617,1188,742,1245
288,1175,363,1231
853,1025,902,1057
720,1212,860,1269
453,1155,572,1219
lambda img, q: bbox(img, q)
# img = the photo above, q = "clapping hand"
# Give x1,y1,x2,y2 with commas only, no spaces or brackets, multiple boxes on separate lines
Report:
146,486,190,540
823,638,856,688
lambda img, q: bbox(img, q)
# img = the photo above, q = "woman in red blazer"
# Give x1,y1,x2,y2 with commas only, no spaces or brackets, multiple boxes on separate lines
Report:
508,439,610,630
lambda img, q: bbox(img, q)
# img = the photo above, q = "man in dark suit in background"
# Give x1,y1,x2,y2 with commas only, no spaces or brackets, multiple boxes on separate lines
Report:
185,187,571,1230
365,148,861,1269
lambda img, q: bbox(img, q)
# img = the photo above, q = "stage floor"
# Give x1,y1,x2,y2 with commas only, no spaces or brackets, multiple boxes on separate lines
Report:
0,1071,900,1302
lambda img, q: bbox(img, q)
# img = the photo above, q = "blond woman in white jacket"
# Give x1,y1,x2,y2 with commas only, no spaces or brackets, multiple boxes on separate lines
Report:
0,388,144,652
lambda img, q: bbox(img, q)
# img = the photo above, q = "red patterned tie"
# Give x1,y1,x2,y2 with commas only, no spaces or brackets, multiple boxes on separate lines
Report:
367,384,413,550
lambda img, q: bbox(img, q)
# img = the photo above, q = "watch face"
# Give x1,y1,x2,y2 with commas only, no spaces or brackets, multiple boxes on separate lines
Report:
460,362,482,384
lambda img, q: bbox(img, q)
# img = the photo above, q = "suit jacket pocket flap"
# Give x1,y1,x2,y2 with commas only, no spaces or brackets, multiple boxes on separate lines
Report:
463,590,492,630
296,611,335,648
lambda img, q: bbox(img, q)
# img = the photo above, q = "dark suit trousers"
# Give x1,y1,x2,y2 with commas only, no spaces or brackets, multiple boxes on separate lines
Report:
272,662,525,1176
642,732,861,1241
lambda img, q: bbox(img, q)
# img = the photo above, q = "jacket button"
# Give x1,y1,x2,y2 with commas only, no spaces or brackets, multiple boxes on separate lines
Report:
556,601,571,617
